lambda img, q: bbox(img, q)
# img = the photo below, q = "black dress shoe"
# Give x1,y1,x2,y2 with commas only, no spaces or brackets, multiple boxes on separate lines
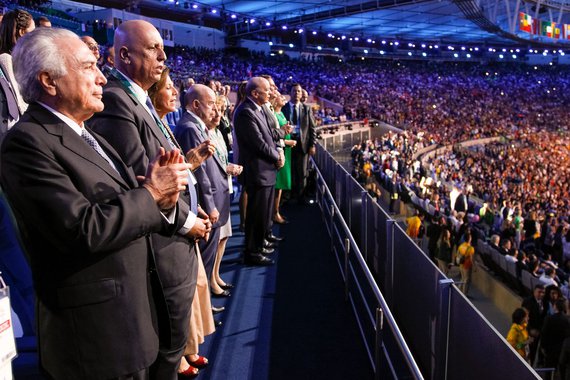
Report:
244,254,274,266
263,239,278,249
212,290,231,298
220,283,234,290
266,234,284,242
212,306,225,314
261,247,274,255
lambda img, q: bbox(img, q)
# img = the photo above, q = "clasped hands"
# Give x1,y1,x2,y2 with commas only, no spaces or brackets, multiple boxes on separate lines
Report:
186,140,216,171
142,147,191,211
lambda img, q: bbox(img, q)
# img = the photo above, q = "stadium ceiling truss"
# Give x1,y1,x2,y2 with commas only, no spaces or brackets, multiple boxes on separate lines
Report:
74,0,570,45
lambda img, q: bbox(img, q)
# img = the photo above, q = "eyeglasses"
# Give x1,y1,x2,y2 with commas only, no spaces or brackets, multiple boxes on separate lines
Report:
86,43,99,52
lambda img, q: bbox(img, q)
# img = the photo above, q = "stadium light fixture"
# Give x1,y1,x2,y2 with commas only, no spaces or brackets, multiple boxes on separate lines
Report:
230,14,237,19
282,25,288,30
265,21,271,26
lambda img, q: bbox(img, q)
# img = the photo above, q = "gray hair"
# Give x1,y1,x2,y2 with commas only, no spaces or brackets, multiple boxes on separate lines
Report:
12,28,76,103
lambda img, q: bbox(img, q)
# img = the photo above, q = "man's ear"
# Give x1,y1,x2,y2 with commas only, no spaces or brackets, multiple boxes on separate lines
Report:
119,46,129,63
38,71,57,97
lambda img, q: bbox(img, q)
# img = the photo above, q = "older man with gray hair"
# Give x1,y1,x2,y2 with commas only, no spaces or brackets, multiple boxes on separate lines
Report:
1,27,191,379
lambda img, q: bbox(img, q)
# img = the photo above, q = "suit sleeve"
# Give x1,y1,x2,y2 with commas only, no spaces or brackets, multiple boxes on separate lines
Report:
307,105,317,148
235,108,279,163
1,128,168,254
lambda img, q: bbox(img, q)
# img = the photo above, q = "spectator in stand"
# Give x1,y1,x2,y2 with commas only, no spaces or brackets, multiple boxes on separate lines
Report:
405,209,423,239
507,308,531,362
88,20,209,379
147,68,216,378
175,84,227,293
80,35,100,64
282,83,316,203
0,9,35,115
234,77,283,266
523,284,546,364
36,16,51,28
272,92,296,224
208,95,242,297
435,228,452,275
540,268,559,288
457,232,475,296
540,298,570,369
505,249,519,263
427,215,443,260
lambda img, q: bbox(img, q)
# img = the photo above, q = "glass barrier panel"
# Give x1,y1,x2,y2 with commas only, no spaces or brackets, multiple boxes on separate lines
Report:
447,287,540,380
347,180,365,244
392,226,444,376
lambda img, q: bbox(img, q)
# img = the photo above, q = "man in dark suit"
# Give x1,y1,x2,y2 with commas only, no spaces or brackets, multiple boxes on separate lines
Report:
541,298,570,368
234,77,284,265
522,284,546,364
175,84,229,282
282,84,317,202
1,27,190,380
88,20,210,380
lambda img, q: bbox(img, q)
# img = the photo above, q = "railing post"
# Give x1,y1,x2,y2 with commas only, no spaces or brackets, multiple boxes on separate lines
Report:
344,237,350,301
374,307,384,380
434,278,454,380
345,173,352,227
361,192,368,262
385,218,396,306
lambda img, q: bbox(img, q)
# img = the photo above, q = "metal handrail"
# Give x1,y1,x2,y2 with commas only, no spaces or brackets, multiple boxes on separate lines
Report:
312,157,424,380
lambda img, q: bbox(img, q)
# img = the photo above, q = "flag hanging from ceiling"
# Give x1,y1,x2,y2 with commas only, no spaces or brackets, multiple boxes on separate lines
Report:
519,12,533,33
540,20,560,38
564,24,570,39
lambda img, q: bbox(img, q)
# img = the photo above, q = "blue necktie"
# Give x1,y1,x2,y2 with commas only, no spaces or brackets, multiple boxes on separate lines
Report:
81,129,119,173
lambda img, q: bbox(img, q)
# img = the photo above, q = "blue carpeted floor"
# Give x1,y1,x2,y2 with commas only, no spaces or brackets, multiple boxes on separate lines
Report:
11,194,372,380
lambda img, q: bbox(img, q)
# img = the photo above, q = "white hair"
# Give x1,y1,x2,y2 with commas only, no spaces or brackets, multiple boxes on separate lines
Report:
12,28,78,103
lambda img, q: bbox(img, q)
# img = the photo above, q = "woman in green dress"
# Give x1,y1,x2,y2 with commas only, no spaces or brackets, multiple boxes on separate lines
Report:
272,93,296,224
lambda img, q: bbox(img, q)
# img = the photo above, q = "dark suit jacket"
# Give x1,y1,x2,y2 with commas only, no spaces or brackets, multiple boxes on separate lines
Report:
175,111,230,229
522,296,545,332
88,76,198,346
0,103,174,379
282,101,317,154
233,98,279,187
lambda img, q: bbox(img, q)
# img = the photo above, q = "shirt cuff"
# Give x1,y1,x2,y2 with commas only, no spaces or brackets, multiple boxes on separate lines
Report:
178,211,197,235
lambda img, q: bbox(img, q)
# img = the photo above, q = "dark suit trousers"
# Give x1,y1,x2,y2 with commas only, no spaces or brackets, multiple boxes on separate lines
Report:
150,251,198,380
291,144,309,199
199,226,221,280
245,184,275,254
